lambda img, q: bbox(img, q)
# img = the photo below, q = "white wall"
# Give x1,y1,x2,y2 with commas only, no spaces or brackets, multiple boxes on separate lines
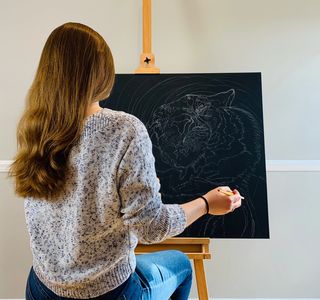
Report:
1,0,320,298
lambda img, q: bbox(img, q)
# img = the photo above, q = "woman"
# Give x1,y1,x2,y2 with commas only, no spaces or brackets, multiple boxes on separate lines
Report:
9,22,242,300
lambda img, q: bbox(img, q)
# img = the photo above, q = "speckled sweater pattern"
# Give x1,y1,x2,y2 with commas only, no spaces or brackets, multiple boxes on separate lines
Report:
24,108,187,299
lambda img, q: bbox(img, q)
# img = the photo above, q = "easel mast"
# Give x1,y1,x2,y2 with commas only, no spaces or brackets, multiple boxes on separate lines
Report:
135,0,160,73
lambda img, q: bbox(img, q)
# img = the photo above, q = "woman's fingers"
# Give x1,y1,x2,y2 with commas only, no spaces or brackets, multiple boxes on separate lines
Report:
229,194,242,212
219,186,232,192
207,186,243,215
232,189,240,195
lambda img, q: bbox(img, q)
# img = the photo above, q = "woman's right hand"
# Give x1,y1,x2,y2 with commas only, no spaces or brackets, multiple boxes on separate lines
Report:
204,186,242,215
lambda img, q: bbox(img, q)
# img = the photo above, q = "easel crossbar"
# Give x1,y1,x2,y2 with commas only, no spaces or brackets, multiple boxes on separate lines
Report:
135,238,211,259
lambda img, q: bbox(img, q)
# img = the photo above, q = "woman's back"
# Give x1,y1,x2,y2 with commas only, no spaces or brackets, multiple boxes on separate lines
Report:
24,108,187,298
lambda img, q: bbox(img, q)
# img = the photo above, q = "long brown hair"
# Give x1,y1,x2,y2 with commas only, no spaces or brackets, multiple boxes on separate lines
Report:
9,22,115,200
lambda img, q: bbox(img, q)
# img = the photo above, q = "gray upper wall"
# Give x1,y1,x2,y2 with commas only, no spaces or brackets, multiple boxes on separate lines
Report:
1,0,320,160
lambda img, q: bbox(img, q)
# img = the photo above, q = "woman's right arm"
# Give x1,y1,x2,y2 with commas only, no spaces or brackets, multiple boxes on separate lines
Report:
180,187,242,227
117,116,242,243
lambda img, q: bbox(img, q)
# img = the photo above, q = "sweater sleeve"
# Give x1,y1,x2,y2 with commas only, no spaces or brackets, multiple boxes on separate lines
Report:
117,118,187,244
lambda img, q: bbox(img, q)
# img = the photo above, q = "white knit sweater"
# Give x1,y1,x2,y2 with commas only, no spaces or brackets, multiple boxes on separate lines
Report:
24,108,187,298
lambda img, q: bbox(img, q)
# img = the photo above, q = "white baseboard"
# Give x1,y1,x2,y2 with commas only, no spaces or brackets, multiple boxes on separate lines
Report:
1,160,320,173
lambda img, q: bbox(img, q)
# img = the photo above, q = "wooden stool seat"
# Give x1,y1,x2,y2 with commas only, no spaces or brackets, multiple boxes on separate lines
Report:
135,237,211,300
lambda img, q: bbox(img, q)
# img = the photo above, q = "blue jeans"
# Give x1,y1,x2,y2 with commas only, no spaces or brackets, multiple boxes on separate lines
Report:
26,250,192,300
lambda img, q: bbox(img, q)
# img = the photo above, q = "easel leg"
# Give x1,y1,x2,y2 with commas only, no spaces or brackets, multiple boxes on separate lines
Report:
193,259,209,300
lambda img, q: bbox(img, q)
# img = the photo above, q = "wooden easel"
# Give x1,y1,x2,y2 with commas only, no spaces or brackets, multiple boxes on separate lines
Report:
135,238,211,300
135,0,160,74
134,1,211,299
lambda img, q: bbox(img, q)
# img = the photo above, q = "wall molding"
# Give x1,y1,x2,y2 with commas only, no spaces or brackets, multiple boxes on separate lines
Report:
0,160,12,173
1,160,320,173
267,160,320,172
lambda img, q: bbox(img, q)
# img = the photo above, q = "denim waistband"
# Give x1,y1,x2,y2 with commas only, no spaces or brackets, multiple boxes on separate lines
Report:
30,266,132,300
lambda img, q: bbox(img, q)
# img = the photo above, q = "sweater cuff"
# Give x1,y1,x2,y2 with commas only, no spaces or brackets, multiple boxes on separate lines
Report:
166,204,187,237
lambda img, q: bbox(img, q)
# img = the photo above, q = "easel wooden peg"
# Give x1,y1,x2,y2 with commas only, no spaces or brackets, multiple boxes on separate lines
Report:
135,0,160,73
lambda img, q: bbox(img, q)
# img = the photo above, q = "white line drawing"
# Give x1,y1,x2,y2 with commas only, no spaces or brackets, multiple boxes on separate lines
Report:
102,74,269,238
148,89,262,238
